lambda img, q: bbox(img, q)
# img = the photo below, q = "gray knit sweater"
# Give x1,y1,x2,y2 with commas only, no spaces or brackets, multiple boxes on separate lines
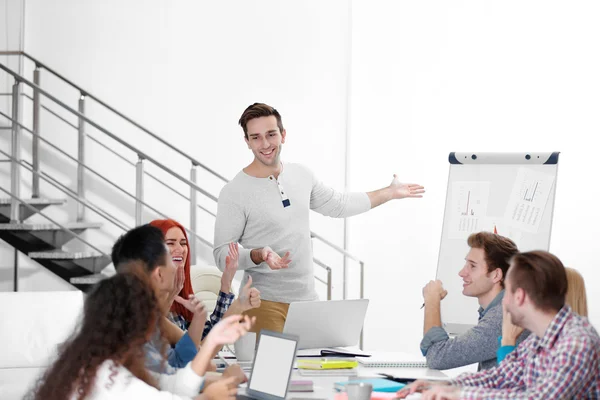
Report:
213,163,371,303
421,290,529,370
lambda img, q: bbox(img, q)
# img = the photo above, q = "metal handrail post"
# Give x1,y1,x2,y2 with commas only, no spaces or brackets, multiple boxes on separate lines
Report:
327,267,332,300
77,94,86,221
343,258,347,300
32,66,41,198
360,260,365,350
135,156,144,225
190,163,198,265
10,80,21,222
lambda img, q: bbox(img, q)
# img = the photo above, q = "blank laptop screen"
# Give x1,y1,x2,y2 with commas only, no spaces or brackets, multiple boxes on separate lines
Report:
248,334,296,397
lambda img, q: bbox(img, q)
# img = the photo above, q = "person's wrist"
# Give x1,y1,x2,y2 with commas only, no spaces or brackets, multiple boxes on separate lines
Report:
386,185,396,201
424,294,441,306
240,300,251,312
250,248,264,265
220,280,231,293
191,344,215,376
501,335,517,346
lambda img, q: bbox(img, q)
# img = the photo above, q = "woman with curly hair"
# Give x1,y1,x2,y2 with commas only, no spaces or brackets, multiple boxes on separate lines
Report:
29,268,253,400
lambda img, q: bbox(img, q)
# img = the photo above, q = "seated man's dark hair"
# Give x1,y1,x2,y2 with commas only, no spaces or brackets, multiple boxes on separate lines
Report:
111,224,168,273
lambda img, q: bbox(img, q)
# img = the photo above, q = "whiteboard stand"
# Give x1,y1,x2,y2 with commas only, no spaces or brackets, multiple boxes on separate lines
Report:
437,152,560,335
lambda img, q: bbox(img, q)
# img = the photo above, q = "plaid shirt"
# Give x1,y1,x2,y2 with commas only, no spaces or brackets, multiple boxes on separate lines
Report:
168,290,235,340
451,305,600,399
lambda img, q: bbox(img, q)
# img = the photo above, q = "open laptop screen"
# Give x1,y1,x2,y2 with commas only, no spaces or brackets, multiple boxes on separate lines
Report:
248,332,297,398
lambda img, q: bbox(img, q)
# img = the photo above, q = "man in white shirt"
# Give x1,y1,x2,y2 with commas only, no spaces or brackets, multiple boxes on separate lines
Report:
214,102,425,333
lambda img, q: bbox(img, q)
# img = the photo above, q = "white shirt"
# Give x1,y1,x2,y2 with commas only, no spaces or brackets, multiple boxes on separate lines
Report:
76,360,204,400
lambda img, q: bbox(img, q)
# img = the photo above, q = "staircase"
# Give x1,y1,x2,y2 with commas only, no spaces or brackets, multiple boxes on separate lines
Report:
0,197,110,290
0,51,365,306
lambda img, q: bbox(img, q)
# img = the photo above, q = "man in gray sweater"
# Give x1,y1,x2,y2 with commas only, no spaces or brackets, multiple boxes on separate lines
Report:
213,102,425,333
420,232,528,370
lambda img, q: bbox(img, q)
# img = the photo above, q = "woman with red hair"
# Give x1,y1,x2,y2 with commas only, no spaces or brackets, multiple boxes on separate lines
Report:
150,219,261,338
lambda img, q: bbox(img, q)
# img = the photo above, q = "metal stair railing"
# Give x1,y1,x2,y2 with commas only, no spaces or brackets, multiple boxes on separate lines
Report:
1,59,338,289
0,52,366,347
0,52,366,313
16,92,216,218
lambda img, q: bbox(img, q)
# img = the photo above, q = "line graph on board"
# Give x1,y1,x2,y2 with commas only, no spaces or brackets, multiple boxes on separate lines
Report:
505,168,555,233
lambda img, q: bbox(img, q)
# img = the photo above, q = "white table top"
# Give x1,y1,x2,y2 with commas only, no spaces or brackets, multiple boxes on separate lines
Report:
237,364,470,399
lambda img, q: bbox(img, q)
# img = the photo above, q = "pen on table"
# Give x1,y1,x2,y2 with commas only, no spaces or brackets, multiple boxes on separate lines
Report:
217,352,230,367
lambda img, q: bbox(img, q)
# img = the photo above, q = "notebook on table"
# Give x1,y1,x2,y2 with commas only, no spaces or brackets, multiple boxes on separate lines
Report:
356,352,427,368
297,358,359,370
298,368,358,377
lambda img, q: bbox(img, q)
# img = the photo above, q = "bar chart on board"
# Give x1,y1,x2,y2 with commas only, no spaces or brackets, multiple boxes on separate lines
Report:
449,181,491,239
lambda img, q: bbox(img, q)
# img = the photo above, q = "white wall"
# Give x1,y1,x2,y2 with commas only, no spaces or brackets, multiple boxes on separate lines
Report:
0,0,61,292
2,1,598,356
2,0,351,298
349,0,600,352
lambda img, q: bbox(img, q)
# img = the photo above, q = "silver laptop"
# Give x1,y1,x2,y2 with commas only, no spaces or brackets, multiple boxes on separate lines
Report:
237,330,299,400
283,299,369,349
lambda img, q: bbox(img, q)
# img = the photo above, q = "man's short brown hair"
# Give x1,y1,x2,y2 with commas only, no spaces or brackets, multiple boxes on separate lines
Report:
238,103,284,139
508,251,567,312
467,232,519,287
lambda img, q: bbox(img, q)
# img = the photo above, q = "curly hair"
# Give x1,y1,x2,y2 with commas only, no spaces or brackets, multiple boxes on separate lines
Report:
30,267,165,400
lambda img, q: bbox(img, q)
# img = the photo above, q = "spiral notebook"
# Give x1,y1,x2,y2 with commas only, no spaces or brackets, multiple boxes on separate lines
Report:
356,352,427,368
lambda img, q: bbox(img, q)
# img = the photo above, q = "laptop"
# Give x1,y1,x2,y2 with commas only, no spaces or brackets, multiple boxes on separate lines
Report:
283,299,369,349
237,330,299,400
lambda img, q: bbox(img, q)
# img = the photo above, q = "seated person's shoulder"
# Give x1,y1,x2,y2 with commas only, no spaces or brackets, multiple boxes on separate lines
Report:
563,315,600,349
478,300,503,327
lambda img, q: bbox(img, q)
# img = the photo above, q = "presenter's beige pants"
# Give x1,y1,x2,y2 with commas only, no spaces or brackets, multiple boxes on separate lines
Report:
243,299,290,334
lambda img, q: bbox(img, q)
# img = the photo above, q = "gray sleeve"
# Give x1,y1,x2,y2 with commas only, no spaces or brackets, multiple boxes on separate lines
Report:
309,170,371,218
213,189,255,271
422,307,502,370
421,326,450,355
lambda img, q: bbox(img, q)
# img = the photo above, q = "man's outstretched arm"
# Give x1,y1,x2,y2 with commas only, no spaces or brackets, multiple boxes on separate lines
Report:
367,174,425,209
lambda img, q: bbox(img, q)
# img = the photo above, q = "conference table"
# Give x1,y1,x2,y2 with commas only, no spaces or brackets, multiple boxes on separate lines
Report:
234,353,477,399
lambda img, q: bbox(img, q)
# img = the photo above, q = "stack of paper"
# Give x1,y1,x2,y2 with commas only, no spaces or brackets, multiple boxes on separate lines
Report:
298,368,358,377
288,380,314,392
356,352,427,368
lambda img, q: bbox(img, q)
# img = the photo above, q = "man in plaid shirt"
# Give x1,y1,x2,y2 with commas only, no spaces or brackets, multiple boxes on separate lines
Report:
397,250,600,399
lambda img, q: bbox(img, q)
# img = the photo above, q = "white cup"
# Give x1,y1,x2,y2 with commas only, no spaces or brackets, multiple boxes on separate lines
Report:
346,382,373,400
233,332,257,362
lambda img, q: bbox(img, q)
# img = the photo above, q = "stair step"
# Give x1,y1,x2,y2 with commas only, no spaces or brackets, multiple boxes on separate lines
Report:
0,221,103,252
0,198,67,222
0,222,102,231
70,273,111,286
30,251,112,281
0,198,66,206
29,249,107,259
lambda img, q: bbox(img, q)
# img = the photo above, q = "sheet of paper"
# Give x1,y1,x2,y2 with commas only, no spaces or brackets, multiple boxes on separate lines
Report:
449,181,491,239
480,217,523,247
503,168,555,233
